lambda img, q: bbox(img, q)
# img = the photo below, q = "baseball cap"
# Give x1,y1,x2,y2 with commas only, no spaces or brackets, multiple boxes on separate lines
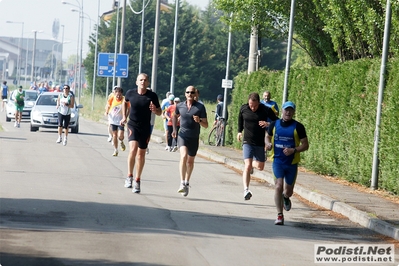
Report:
168,94,175,101
217,94,223,101
18,85,23,89
282,101,296,110
174,97,180,102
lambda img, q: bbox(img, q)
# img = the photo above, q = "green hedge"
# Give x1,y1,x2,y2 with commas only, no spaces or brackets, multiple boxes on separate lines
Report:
229,58,399,195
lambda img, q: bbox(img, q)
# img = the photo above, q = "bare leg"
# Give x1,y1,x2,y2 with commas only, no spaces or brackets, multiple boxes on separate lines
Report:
185,155,196,183
243,158,253,189
135,148,146,179
274,178,284,214
127,140,139,176
179,146,188,182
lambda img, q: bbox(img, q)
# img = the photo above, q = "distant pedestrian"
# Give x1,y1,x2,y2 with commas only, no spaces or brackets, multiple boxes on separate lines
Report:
194,88,204,105
106,86,117,143
172,86,208,197
266,101,309,225
213,94,228,126
121,73,162,194
105,86,128,157
161,92,173,150
165,97,180,152
56,84,75,146
14,86,25,128
147,87,156,155
1,81,9,112
260,91,279,117
237,92,278,200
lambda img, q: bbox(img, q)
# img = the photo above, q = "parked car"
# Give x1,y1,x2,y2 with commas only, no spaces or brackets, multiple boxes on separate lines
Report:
30,92,83,133
5,90,39,122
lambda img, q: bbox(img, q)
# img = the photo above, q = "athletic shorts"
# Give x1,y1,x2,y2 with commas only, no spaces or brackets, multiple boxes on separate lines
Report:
58,113,71,128
15,105,24,112
127,122,151,149
242,144,266,162
272,162,298,186
110,124,125,132
177,135,199,157
2,96,7,100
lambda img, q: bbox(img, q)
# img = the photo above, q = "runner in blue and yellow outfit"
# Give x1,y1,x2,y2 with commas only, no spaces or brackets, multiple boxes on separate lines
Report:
266,101,309,226
14,86,25,128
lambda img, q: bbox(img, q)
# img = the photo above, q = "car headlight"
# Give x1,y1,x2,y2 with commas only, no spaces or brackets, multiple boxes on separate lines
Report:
31,110,42,119
71,112,76,118
26,102,34,107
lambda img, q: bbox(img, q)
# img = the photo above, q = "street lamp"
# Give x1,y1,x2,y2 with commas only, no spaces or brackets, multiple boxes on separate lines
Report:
62,0,84,102
31,30,40,82
53,41,71,82
6,21,24,85
92,0,100,111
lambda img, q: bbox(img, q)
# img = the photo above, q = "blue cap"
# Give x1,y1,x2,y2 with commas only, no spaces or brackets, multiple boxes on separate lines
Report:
282,101,296,110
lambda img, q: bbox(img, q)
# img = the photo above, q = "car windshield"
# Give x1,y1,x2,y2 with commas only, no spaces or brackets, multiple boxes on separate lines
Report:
25,91,38,101
37,95,58,106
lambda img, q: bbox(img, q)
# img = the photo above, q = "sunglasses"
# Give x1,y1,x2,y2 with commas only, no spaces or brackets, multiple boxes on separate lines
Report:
63,87,70,90
185,91,195,94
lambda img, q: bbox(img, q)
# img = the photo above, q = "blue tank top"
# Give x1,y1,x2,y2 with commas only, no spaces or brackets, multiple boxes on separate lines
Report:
272,119,300,165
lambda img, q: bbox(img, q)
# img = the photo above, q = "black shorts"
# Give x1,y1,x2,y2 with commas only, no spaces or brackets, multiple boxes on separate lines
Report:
2,96,7,100
177,135,199,157
58,113,71,128
127,122,151,149
110,124,125,132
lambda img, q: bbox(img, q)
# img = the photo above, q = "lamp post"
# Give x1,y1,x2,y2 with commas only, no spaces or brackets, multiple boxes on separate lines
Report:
51,42,59,79
6,21,24,85
54,41,70,83
30,30,38,82
92,0,100,111
62,0,84,102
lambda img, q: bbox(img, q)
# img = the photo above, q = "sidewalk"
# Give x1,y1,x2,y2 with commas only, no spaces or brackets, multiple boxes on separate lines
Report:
150,129,399,241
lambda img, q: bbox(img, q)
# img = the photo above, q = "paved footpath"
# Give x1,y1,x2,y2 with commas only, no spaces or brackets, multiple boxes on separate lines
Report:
150,129,399,241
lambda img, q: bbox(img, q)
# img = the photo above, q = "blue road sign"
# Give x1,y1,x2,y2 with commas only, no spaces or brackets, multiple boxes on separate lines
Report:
97,53,129,78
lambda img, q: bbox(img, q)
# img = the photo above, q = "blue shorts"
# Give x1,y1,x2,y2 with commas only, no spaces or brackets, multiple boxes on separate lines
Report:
242,144,266,162
272,162,298,186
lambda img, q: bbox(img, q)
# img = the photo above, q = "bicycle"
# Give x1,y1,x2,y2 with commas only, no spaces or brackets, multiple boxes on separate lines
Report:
208,111,226,146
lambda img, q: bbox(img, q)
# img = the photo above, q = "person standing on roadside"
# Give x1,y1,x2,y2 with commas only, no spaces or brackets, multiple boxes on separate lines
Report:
172,86,208,197
266,101,309,225
2,81,9,112
56,85,75,146
105,86,128,157
161,91,172,148
14,86,25,128
237,92,278,200
121,73,162,194
213,94,228,126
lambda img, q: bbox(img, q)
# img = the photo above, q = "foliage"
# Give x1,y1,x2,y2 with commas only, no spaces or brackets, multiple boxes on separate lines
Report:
228,58,399,195
213,0,399,66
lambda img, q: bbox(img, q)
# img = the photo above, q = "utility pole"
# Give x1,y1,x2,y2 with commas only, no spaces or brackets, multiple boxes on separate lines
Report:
117,0,127,86
247,22,258,74
151,0,161,92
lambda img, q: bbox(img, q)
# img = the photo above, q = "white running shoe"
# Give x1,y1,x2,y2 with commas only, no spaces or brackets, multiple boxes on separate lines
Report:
112,150,118,156
244,189,252,200
124,177,133,188
14,122,17,127
165,146,170,150
107,135,112,142
172,146,178,152
63,138,67,146
56,136,62,143
146,148,149,154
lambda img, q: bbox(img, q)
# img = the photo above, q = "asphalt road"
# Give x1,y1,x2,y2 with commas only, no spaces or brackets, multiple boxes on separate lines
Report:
0,115,398,266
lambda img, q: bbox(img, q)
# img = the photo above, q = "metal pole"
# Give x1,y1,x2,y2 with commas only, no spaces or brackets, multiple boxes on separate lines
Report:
59,25,65,84
112,1,120,88
78,0,84,102
371,0,391,190
247,15,257,74
18,23,24,85
30,31,37,82
117,0,127,86
91,0,100,111
170,0,179,94
151,0,161,92
24,36,29,86
222,13,233,146
138,0,145,74
282,0,296,104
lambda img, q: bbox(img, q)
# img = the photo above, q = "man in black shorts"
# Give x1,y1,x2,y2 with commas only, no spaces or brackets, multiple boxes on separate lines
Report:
172,85,208,197
121,73,162,193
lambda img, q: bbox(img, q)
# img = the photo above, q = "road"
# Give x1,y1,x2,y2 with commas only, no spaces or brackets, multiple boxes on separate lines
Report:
0,114,398,265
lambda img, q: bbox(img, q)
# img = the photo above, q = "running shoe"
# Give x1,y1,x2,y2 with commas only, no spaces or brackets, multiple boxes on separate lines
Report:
124,177,133,188
274,214,284,225
112,150,118,156
165,146,170,150
183,184,189,197
17,123,20,128
169,146,173,152
244,189,252,200
250,167,254,174
107,135,112,142
120,141,126,151
56,136,62,143
63,138,67,146
14,122,17,127
146,148,149,154
132,180,141,193
172,146,178,152
283,194,292,211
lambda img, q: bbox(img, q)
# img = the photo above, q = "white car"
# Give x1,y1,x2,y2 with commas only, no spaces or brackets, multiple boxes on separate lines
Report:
30,92,83,133
5,90,39,122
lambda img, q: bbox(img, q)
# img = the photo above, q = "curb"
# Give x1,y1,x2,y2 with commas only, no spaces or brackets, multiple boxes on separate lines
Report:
147,131,398,241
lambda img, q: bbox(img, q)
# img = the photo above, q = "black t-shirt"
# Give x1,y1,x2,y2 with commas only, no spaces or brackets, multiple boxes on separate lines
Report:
238,103,278,146
125,88,160,125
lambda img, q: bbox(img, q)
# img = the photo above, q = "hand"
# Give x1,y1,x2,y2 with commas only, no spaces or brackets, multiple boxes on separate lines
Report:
120,118,126,126
259,121,269,128
149,101,156,113
265,143,272,151
237,132,242,142
193,115,200,123
171,130,176,138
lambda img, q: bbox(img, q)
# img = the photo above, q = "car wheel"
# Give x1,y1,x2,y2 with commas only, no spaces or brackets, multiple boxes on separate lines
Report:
71,123,79,133
30,124,39,132
6,114,11,122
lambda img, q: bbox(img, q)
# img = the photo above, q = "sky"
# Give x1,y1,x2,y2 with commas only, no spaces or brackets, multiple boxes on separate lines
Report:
0,0,209,60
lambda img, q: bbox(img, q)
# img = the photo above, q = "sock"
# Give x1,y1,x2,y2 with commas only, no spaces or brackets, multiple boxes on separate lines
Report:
135,177,140,182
